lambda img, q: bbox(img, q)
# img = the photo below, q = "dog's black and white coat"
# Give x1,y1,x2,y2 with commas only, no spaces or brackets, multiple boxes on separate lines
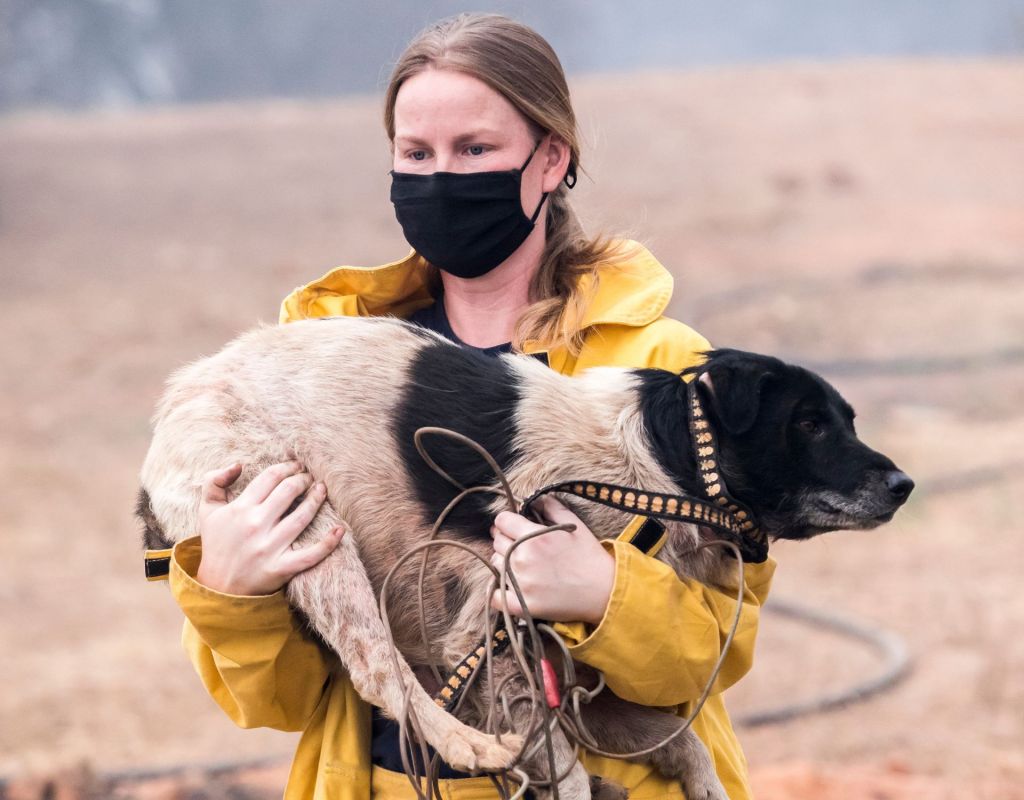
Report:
138,316,912,800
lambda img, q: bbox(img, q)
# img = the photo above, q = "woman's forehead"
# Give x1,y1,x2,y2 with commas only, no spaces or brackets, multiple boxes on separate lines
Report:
393,68,530,143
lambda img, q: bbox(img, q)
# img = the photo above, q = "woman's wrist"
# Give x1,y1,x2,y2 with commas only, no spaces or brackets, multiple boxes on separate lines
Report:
578,544,615,626
195,558,275,596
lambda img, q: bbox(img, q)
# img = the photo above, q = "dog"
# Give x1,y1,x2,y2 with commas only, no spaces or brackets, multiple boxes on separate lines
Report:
137,315,913,799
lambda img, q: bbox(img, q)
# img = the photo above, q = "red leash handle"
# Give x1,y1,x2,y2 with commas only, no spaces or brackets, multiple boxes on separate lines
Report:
541,658,561,708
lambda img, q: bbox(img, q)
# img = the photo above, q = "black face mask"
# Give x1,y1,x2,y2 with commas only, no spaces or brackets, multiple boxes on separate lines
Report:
389,144,550,279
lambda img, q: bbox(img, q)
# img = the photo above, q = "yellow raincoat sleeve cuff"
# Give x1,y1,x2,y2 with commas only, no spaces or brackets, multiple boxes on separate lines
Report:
169,536,332,731
554,539,776,708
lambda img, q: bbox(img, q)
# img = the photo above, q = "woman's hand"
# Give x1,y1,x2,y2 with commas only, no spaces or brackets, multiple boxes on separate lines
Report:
195,461,346,596
489,496,615,625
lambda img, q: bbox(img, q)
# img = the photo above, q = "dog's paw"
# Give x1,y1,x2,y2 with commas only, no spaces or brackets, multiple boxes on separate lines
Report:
439,728,523,771
678,777,728,800
674,762,727,800
590,774,629,799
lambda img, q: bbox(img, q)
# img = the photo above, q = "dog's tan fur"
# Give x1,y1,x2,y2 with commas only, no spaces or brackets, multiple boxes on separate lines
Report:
140,316,729,798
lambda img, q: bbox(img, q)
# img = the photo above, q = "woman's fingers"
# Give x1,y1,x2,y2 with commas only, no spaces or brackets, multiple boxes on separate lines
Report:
237,460,303,505
534,496,581,529
262,470,315,520
200,463,243,506
272,481,328,545
277,525,347,578
492,510,538,539
493,503,579,541
489,544,519,614
490,586,523,616
490,525,513,556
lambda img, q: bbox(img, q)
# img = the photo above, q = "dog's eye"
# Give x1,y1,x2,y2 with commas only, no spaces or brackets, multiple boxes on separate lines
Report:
797,419,821,435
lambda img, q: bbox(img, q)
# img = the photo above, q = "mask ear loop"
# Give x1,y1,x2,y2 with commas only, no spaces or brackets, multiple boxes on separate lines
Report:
528,190,550,223
518,139,543,172
521,137,551,224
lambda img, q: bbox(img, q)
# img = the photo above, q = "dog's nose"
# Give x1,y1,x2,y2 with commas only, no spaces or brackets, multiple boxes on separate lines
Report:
885,470,915,502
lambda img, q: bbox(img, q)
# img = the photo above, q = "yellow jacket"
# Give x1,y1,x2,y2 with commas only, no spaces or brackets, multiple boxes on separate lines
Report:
169,242,776,799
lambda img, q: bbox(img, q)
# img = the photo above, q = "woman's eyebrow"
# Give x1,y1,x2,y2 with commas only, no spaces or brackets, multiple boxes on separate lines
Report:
453,128,504,143
394,129,505,148
394,135,430,148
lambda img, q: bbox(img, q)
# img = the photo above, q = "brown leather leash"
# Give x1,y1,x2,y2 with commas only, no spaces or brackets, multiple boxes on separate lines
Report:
431,379,766,713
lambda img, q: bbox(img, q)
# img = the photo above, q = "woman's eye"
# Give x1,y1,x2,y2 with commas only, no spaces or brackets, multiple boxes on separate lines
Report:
409,150,428,161
466,144,487,156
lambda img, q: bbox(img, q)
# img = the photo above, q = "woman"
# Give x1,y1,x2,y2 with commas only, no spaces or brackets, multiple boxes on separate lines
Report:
169,13,775,800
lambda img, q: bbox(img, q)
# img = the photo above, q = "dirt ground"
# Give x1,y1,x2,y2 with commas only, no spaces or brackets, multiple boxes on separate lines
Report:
1,59,1022,798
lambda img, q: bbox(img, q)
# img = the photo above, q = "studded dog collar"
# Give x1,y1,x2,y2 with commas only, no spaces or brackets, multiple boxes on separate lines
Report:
519,378,768,564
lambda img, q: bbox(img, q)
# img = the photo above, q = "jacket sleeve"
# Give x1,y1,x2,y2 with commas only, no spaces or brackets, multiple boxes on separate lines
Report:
556,543,775,706
553,317,777,707
169,537,333,731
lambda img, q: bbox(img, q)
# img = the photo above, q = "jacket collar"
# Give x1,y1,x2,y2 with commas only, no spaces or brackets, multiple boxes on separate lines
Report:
574,241,673,330
280,239,673,337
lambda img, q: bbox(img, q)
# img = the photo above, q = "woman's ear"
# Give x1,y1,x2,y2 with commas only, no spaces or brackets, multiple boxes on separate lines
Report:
540,133,572,193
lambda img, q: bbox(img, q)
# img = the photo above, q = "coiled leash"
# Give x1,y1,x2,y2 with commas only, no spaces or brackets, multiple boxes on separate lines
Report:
383,378,763,800
431,379,766,716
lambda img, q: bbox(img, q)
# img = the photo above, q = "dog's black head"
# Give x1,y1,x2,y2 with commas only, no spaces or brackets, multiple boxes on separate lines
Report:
642,349,913,540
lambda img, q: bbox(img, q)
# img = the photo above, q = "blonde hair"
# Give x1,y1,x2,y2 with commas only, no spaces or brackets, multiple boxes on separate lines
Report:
383,13,634,355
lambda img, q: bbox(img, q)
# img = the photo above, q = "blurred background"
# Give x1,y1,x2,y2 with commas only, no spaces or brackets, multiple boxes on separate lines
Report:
2,1,1023,798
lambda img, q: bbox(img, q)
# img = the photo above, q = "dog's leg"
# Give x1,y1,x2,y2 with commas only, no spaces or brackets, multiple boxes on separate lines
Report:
470,650,598,800
285,506,522,772
574,689,726,800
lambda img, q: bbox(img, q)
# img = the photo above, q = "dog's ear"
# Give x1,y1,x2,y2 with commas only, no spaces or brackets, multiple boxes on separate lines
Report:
698,358,774,435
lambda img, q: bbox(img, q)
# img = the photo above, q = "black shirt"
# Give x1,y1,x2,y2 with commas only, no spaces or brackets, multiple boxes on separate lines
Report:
407,292,516,357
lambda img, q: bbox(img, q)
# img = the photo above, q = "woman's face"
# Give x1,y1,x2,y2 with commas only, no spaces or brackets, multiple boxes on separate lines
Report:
392,68,569,210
